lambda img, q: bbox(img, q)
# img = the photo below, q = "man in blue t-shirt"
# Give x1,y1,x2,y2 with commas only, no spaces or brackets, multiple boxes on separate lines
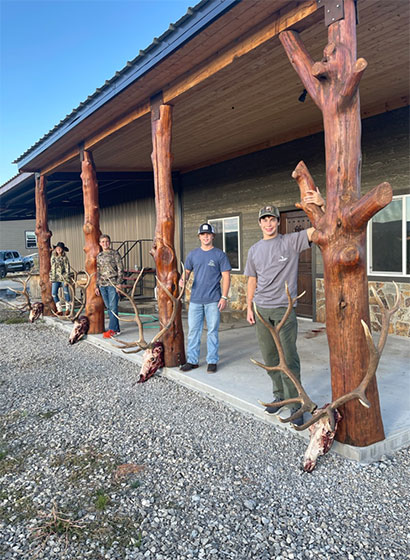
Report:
179,223,231,373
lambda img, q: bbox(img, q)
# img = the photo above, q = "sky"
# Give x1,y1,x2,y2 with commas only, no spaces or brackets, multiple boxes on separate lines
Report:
0,0,195,185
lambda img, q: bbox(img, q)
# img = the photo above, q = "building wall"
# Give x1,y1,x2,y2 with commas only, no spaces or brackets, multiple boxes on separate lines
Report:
0,219,37,256
181,107,410,334
49,192,181,272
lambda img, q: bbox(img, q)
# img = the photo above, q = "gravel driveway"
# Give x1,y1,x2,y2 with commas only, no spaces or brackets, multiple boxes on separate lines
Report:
0,308,409,560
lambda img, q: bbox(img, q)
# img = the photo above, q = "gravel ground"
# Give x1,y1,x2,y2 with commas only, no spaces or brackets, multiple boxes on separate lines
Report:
0,307,409,560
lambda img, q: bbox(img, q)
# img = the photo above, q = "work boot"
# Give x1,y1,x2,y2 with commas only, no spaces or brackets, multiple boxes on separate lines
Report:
180,363,199,372
264,395,285,416
288,407,304,427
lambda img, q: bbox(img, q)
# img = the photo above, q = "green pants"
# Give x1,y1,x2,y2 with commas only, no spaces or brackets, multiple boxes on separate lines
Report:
255,305,300,400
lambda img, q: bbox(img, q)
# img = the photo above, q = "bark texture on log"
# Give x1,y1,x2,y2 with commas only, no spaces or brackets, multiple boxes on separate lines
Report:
150,104,186,367
281,0,390,446
34,175,55,315
81,151,104,334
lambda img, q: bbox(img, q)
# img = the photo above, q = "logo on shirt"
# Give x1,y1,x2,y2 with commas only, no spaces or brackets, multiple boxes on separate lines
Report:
208,260,216,267
278,255,288,263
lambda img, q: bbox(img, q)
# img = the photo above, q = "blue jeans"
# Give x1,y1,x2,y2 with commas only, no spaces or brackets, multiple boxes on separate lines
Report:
52,282,71,303
99,285,120,332
187,301,220,365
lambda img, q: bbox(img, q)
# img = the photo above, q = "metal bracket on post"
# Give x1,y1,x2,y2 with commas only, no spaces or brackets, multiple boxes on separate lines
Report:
79,142,85,162
316,0,358,26
150,91,164,121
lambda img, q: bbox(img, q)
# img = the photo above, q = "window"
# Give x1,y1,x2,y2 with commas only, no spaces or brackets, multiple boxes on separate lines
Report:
208,216,241,271
368,194,409,277
25,231,37,249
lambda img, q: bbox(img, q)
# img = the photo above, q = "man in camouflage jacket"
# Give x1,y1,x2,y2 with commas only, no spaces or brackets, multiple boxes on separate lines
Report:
95,234,124,336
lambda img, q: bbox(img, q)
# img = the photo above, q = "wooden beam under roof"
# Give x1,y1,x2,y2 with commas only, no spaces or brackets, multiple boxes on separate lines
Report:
39,0,318,176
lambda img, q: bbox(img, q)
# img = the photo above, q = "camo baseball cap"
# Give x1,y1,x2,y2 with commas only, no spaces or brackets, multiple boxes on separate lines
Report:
258,205,280,220
198,223,215,234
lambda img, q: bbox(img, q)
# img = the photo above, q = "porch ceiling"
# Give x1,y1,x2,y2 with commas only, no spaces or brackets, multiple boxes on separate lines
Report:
17,0,410,178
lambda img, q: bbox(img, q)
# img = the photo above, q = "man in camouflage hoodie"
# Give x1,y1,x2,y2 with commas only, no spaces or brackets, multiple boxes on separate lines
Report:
95,234,124,336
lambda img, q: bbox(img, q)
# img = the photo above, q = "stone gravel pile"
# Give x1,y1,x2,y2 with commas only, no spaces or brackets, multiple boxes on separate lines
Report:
0,308,409,559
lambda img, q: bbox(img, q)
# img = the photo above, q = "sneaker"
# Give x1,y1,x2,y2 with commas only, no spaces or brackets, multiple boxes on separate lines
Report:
288,407,304,427
103,329,115,338
264,396,285,415
112,331,121,337
207,363,217,373
179,363,199,372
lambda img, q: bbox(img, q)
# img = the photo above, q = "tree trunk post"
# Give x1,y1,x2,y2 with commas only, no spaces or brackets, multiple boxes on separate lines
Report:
280,0,390,445
34,174,55,314
150,102,186,367
81,149,104,334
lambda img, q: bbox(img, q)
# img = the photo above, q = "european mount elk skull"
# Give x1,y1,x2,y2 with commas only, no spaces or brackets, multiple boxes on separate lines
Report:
253,282,400,472
110,265,185,383
3,274,44,322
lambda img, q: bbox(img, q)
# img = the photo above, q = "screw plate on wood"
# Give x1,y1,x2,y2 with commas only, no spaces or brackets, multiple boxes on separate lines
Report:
317,0,358,26
317,0,344,26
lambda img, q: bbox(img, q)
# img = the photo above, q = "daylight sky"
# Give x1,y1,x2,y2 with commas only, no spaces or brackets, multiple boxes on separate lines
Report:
0,0,195,184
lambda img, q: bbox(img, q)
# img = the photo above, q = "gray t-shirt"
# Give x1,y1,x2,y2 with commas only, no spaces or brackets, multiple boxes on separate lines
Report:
244,231,310,307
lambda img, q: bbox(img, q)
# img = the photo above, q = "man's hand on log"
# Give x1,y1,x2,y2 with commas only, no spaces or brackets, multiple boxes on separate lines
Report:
303,188,325,211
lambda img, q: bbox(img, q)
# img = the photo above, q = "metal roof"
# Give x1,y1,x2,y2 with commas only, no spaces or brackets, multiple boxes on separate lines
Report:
14,0,239,170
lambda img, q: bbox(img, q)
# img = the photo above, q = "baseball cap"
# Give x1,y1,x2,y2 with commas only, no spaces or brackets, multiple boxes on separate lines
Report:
198,223,215,234
258,205,280,220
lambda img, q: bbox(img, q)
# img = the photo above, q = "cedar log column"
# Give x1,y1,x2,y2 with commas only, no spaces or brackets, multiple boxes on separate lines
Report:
150,103,185,366
81,150,104,333
280,0,388,446
34,174,55,314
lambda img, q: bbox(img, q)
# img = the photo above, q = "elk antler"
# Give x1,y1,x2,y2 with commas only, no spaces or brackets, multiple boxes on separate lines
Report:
52,271,91,321
252,283,318,425
3,274,33,312
254,282,401,431
111,264,185,354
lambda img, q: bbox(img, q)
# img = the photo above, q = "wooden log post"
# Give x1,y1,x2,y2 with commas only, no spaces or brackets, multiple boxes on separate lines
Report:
150,102,186,367
280,0,389,446
34,174,55,314
81,150,104,334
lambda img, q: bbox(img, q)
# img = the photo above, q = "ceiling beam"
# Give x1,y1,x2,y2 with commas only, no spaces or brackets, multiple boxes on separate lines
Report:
47,171,156,182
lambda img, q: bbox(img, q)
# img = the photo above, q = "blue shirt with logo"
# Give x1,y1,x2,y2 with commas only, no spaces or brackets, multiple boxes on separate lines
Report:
185,247,231,304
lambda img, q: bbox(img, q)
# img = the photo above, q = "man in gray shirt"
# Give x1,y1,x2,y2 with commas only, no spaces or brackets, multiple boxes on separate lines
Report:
245,191,324,423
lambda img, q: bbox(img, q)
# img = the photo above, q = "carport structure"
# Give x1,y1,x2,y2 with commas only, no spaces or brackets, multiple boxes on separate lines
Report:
3,0,409,447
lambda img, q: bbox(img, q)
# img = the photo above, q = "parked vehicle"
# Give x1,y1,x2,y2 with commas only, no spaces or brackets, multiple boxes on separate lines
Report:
0,250,33,277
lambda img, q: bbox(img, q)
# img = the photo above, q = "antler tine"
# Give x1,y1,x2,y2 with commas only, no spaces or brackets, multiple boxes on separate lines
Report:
151,262,185,345
370,282,401,354
276,282,305,332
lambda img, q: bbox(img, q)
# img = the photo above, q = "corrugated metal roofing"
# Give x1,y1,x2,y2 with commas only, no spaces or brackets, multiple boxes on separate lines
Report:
14,0,239,168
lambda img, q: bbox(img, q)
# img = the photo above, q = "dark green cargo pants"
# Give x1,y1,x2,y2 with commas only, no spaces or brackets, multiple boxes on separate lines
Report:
255,305,300,400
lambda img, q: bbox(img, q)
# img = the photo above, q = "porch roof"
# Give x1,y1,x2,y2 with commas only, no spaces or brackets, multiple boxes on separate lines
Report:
12,0,409,179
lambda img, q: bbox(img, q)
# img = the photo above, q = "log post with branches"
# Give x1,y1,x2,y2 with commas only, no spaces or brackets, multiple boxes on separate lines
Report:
81,150,104,334
34,174,55,315
280,0,392,445
150,102,186,367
